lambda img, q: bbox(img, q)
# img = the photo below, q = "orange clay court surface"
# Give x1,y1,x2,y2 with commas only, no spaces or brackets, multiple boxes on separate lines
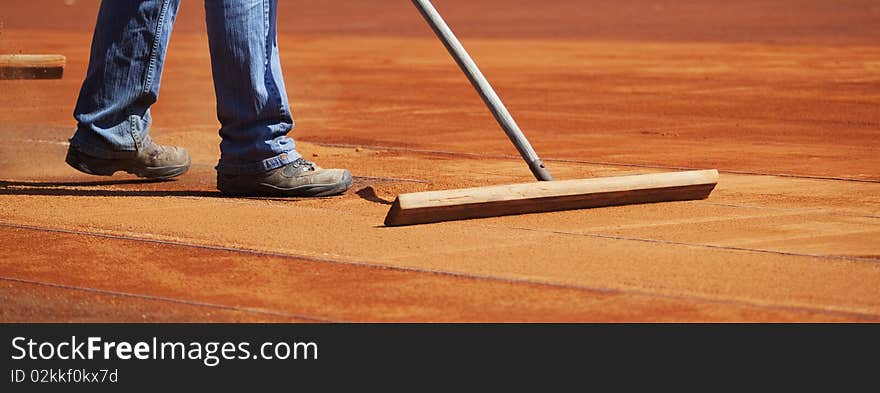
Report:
1,0,878,322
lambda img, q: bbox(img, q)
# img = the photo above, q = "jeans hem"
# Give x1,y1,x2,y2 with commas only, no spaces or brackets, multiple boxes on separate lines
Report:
68,134,152,159
215,151,302,175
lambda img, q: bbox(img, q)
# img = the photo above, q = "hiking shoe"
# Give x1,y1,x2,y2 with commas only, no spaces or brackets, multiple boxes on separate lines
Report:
217,158,352,197
65,139,191,180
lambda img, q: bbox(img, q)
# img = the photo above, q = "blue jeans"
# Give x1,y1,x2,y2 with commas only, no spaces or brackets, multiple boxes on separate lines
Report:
70,0,301,174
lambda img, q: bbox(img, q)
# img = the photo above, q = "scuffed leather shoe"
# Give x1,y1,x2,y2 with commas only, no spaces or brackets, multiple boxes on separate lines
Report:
65,139,191,179
217,158,352,197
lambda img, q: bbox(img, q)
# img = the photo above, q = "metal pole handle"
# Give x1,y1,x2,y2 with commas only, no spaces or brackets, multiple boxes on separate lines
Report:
412,0,553,181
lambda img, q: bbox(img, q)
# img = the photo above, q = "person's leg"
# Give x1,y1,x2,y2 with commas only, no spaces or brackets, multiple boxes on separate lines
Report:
206,0,351,196
204,0,297,174
67,0,190,179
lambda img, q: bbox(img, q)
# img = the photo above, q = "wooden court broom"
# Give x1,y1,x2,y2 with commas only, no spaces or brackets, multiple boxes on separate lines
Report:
384,0,719,226
0,54,66,80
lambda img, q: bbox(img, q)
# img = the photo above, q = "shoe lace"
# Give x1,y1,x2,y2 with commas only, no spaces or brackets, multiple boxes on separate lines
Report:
151,144,166,158
291,158,316,171
143,140,166,159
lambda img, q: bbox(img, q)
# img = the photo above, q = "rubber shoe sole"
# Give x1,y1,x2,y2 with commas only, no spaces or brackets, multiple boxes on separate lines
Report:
65,146,191,180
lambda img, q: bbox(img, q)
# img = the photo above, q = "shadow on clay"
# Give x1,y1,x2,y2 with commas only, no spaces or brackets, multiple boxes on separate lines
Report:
0,180,397,206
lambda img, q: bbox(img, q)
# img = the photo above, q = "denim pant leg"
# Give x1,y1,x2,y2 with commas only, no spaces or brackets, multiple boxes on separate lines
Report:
206,0,301,175
71,0,181,158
